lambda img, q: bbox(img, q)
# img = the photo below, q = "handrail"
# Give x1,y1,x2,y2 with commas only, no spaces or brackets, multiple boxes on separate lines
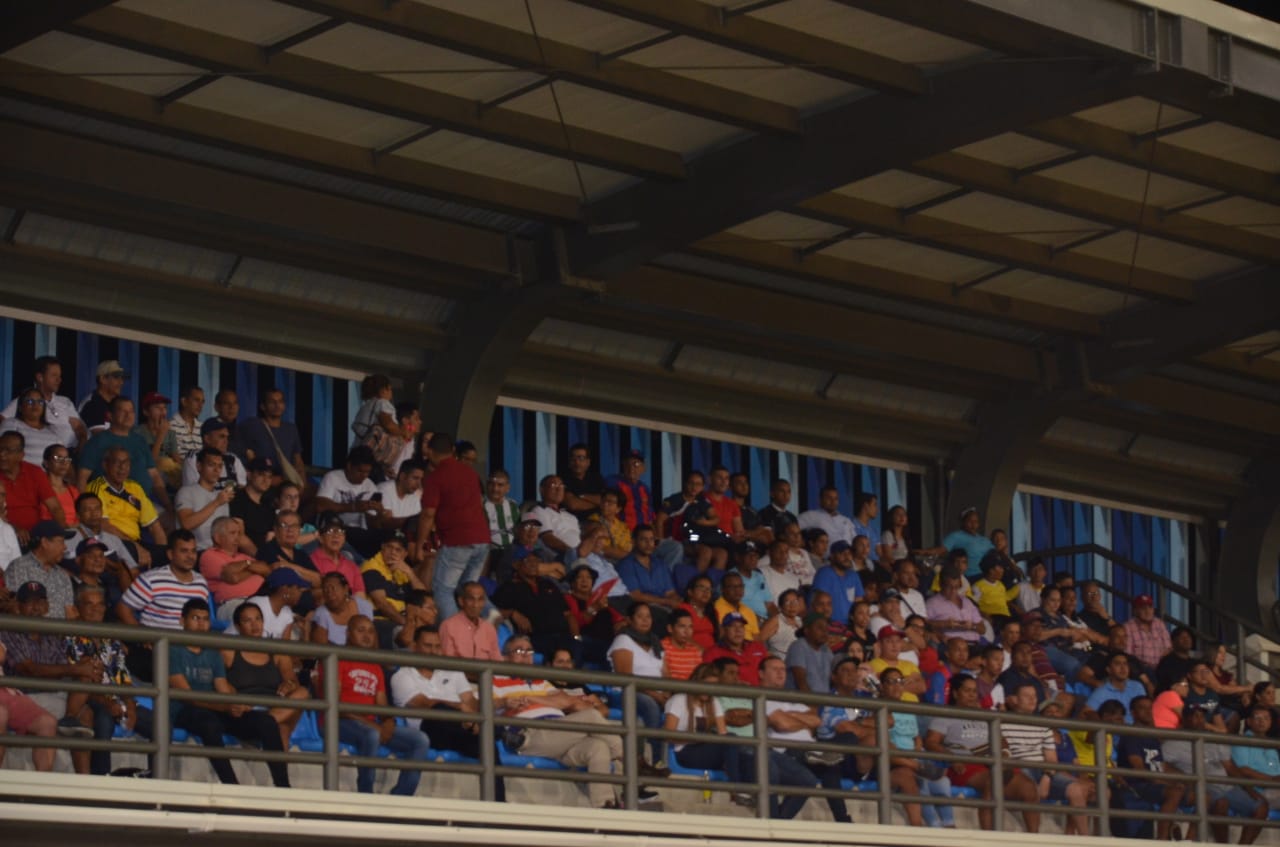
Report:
1014,542,1273,682
4,614,1280,836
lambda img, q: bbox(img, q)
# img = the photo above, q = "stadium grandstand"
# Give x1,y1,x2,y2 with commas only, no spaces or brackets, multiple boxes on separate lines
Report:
1,0,1279,844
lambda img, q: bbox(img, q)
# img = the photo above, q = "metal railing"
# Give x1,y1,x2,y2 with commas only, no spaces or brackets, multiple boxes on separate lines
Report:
2,613,1280,838
1015,543,1271,682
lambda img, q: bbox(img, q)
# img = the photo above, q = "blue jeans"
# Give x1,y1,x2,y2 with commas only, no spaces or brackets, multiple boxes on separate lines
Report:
635,692,666,762
920,774,955,827
339,719,431,795
1044,644,1084,682
433,543,490,619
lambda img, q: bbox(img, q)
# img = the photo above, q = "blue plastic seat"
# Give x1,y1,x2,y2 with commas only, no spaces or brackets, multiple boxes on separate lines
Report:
498,739,568,770
840,778,880,792
666,745,728,781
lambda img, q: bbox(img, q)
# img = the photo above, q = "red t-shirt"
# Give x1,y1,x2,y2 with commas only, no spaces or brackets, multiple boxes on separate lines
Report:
311,549,367,595
705,492,741,535
321,659,385,723
420,457,489,546
702,641,769,686
0,462,56,531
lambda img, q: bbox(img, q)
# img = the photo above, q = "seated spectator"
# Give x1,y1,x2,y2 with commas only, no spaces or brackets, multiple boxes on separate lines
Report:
871,587,910,636
1184,661,1231,732
0,632,58,772
663,662,749,783
76,360,125,433
802,527,829,573
0,431,66,536
881,667,954,828
728,473,771,546
816,658,877,778
1123,593,1171,673
812,540,864,627
939,507,994,580
768,588,804,659
310,513,368,597
2,580,100,741
493,518,560,585
728,540,773,623
230,456,279,551
220,602,308,749
482,468,522,553
560,443,605,521
1059,586,1108,652
1019,615,1072,705
257,509,319,596
199,516,271,620
807,590,846,652
134,391,181,488
604,449,654,532
78,397,172,514
0,486,24,571
891,559,927,618
439,581,501,661
848,534,876,579
843,599,876,656
713,571,777,643
1155,625,1198,692
568,522,630,610
239,387,308,484
176,447,236,550
315,446,386,558
84,448,166,556
1035,587,1090,682
45,458,77,527
209,389,245,456
494,545,575,661
327,615,430,795
661,608,703,681
1084,652,1146,719
70,492,140,571
237,568,309,640
274,484,317,546
1165,704,1267,844
69,535,131,621
1151,676,1188,729
760,538,802,603
1076,580,1116,637
392,589,439,650
590,488,633,561
678,575,719,651
797,486,855,548
925,674,1007,830
758,656,837,821
785,612,834,692
563,564,623,667
1231,705,1280,810
0,393,68,488
375,459,424,533
1114,694,1192,840
1255,681,1280,739
391,624,480,758
310,572,374,646
0,357,86,449
168,385,204,460
658,470,727,576
615,524,681,630
869,625,926,699
703,613,768,685
974,643,1006,709
361,530,426,641
971,553,1016,628
1002,683,1090,834
494,634,626,809
524,475,581,560
926,573,985,644
5,520,73,618
776,521,816,586
168,598,290,787
1078,624,1154,693
608,601,669,768
116,530,209,633
1204,641,1254,716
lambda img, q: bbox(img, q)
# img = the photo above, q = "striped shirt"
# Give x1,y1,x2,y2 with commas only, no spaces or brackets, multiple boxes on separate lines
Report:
662,639,703,681
1002,721,1054,761
119,565,210,629
492,676,563,719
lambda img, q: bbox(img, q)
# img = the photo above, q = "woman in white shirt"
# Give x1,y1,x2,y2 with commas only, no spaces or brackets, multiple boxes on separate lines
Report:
662,662,747,782
877,505,912,564
767,589,805,659
609,602,670,769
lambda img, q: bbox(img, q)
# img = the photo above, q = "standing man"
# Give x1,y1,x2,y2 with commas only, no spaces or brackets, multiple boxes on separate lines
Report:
605,449,654,532
798,487,855,548
415,433,489,620
756,478,797,537
0,356,87,448
560,443,605,521
240,387,307,483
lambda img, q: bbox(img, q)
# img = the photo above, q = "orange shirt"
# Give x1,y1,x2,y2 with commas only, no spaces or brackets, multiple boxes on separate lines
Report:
662,639,703,681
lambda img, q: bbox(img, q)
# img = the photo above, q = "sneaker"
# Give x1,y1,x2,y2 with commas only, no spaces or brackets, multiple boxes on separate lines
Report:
731,792,756,807
804,750,845,767
638,788,661,803
638,760,668,777
56,717,92,738
109,767,151,779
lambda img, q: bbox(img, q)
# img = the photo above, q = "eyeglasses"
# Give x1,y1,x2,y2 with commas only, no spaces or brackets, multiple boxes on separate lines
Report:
20,398,45,406
277,522,301,530
883,677,905,685
321,527,346,535
507,648,534,656
0,447,23,454
48,456,72,463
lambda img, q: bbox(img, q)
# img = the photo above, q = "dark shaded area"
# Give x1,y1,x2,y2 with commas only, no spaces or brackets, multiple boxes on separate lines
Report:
1220,0,1280,23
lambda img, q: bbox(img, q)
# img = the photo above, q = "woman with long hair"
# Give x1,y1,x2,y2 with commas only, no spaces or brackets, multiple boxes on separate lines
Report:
1,387,62,465
222,602,309,748
40,443,78,526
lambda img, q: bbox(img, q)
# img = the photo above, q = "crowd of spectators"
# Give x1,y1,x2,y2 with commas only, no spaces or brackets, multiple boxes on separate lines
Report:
1,359,1279,837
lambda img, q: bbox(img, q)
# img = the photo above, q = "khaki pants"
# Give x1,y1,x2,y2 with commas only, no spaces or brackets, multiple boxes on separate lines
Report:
519,709,622,807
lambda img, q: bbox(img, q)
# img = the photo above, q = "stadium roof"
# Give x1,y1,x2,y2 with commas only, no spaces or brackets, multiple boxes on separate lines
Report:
2,0,1278,517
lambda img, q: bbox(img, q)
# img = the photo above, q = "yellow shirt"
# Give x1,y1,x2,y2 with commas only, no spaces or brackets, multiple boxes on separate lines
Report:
714,597,760,641
86,477,157,541
972,577,1016,618
360,552,410,616
869,657,920,702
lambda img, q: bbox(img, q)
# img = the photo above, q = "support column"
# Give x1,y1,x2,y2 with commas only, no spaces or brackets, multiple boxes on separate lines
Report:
943,388,1078,536
416,280,568,457
1217,457,1280,632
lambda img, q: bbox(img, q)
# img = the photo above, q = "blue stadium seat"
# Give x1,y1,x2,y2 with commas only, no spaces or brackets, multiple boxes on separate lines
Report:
840,778,879,792
666,746,728,781
498,738,569,770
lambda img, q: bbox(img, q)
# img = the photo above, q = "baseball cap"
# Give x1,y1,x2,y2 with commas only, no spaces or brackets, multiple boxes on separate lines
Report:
877,624,905,640
76,536,109,556
140,391,170,410
266,568,311,591
96,360,127,379
16,581,48,602
29,520,64,543
316,511,346,532
517,517,542,528
1133,594,1154,607
737,540,760,556
382,529,409,548
880,588,902,602
721,613,747,627
201,418,230,436
247,456,276,473
623,448,645,463
829,540,852,555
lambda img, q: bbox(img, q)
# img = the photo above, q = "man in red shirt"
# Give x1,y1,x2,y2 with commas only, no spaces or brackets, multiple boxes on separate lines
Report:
0,431,65,539
415,432,490,619
702,613,769,686
705,466,745,539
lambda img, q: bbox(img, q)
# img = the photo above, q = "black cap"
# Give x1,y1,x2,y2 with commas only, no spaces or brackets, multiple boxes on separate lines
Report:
17,581,48,602
201,418,230,436
247,455,276,473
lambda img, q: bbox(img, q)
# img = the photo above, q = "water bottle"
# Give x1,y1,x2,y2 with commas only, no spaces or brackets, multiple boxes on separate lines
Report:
702,772,712,804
